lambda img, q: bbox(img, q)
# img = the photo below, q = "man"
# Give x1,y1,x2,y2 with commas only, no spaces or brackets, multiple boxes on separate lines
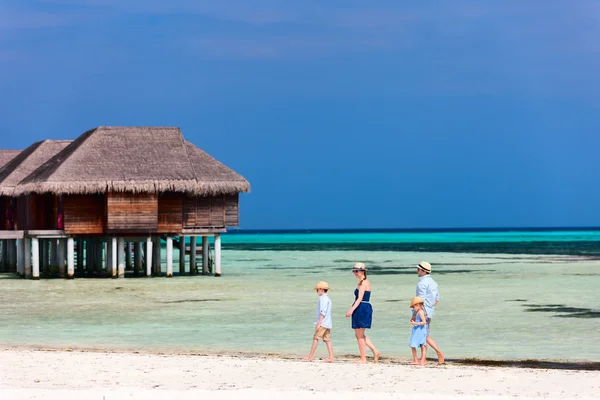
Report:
415,261,444,365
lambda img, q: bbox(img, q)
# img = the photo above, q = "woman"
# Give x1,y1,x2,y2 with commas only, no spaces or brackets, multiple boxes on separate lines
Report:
346,262,381,363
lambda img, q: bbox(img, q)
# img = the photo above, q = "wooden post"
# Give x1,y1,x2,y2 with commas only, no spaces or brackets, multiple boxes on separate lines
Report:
16,239,24,276
31,237,40,280
76,239,83,273
50,239,58,273
190,236,197,275
109,237,117,278
179,236,186,275
95,240,103,273
67,237,74,279
166,236,173,277
202,236,209,275
134,242,142,275
24,238,31,278
117,237,125,278
153,237,161,276
41,239,49,274
214,234,221,277
57,239,66,277
1,240,6,271
85,240,93,274
8,239,16,272
126,241,132,271
145,237,152,277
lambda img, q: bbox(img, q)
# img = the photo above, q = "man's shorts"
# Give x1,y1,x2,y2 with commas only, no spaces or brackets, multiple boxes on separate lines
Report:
314,326,331,341
426,318,431,337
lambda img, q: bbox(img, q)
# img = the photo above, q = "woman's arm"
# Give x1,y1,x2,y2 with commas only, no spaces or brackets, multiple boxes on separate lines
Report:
345,285,366,317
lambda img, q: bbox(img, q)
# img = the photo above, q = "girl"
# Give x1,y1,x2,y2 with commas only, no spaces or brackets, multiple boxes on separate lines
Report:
409,296,428,366
346,262,381,363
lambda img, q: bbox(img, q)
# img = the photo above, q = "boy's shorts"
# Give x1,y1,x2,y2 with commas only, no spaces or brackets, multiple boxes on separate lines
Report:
314,327,331,341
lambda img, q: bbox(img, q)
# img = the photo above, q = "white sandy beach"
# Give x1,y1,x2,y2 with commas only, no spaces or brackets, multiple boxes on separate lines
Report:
1,348,599,400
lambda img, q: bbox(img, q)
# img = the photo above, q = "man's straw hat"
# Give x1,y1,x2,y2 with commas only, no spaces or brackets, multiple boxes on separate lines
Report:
314,281,330,290
410,296,425,308
352,262,367,271
417,261,431,273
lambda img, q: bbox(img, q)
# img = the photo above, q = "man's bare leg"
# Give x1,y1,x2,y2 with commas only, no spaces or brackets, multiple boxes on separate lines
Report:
426,336,444,364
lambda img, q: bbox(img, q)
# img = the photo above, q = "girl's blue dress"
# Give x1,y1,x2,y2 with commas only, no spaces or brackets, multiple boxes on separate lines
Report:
409,311,427,348
351,288,373,329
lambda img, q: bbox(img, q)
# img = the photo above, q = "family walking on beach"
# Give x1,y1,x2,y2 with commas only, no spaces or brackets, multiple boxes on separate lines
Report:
304,261,444,365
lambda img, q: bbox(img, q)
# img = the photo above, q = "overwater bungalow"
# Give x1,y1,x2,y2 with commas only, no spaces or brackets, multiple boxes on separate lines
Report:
12,126,250,279
0,141,71,272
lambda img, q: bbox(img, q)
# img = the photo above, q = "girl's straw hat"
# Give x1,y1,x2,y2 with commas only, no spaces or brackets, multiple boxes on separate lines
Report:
314,281,330,290
410,296,425,308
352,262,367,271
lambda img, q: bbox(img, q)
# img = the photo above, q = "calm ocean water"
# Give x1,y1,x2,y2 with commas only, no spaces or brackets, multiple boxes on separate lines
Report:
1,229,599,362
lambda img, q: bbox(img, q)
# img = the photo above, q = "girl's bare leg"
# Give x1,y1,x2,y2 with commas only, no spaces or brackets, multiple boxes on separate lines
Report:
354,329,367,363
411,348,419,365
365,335,381,362
420,345,427,366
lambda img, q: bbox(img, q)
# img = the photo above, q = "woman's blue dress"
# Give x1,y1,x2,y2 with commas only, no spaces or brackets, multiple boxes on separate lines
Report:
409,312,427,348
351,288,373,329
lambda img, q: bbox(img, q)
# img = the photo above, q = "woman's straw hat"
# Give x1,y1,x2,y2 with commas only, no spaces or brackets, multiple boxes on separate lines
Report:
410,296,425,308
352,262,367,271
314,281,330,290
417,261,431,273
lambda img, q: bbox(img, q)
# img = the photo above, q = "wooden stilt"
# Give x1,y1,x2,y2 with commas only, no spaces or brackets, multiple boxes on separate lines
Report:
145,237,153,277
86,240,93,274
166,236,173,277
117,237,125,278
153,237,161,276
57,239,66,277
108,237,117,278
24,238,31,278
202,236,209,275
125,242,132,271
95,240,103,274
179,236,186,275
1,240,6,271
76,238,83,273
190,236,197,275
67,237,75,279
31,238,40,280
134,242,142,275
16,239,24,276
214,234,221,277
41,239,49,274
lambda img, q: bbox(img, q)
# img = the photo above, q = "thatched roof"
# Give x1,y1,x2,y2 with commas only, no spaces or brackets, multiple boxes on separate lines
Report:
0,150,21,168
0,141,71,196
16,126,250,196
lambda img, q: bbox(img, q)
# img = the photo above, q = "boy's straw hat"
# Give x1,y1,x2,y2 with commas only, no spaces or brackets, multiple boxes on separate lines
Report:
417,261,431,272
352,262,367,271
314,281,330,290
410,296,425,308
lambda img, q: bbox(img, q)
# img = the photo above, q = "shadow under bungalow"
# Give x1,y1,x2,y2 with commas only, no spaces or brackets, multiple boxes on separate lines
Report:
0,126,250,279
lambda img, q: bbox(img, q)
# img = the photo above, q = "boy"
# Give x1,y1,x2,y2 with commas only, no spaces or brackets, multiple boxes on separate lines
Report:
303,281,334,362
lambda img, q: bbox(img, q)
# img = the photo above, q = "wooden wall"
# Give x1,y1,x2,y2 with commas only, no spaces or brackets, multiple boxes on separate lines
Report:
106,192,158,233
63,195,104,234
25,194,58,230
158,192,182,232
183,194,239,229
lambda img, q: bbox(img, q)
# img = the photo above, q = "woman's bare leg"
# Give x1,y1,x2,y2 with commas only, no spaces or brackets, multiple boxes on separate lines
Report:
365,335,381,362
354,329,367,363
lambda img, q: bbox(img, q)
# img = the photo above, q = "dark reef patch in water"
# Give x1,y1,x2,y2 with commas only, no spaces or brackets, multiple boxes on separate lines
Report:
162,299,228,304
522,303,600,319
450,358,600,371
506,299,528,302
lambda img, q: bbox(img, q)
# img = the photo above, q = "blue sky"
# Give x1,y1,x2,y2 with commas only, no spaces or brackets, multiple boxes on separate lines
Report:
1,1,599,229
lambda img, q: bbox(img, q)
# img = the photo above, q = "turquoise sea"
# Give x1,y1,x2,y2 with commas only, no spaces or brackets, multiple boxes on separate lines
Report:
1,229,599,362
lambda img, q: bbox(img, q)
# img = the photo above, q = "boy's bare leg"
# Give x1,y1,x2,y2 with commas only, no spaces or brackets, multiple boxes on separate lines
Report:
419,345,427,366
323,340,334,362
303,338,319,361
410,348,419,365
365,336,381,362
426,336,444,364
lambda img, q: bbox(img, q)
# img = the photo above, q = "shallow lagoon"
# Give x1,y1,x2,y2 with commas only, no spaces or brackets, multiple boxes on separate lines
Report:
1,250,599,362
